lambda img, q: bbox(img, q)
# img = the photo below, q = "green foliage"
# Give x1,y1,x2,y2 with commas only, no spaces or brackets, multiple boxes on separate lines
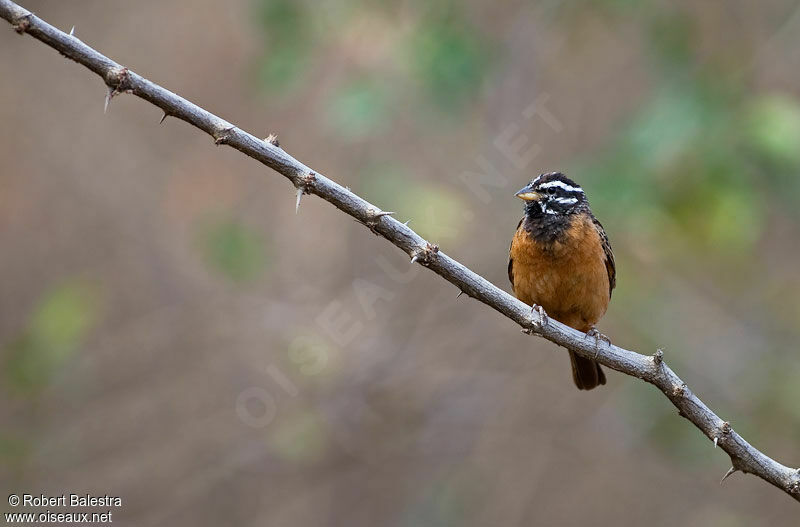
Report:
765,362,800,423
4,280,99,394
269,411,327,462
404,473,483,527
404,484,463,526
255,0,314,92
254,0,494,117
744,95,800,170
406,13,492,113
625,84,714,168
583,76,776,256
359,164,468,243
647,10,696,69
198,217,268,283
326,77,389,139
624,381,718,465
0,433,31,468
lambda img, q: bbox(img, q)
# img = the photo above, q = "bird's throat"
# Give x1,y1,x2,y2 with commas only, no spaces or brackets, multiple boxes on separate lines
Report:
523,208,572,246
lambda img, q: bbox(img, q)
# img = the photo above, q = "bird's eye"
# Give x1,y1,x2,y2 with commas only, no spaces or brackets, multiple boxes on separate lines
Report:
547,188,556,195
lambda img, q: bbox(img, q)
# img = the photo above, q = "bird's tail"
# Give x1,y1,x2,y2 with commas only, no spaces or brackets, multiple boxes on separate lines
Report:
569,351,606,390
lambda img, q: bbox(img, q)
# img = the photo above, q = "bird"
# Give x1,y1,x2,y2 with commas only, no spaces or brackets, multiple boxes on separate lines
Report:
508,172,615,390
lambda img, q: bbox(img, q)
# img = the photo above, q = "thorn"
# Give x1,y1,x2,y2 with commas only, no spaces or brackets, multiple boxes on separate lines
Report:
103,67,131,114
293,171,316,214
213,127,234,145
104,86,113,114
713,437,718,448
457,291,464,299
364,208,394,224
720,466,737,485
410,243,438,266
265,133,280,147
362,209,395,235
159,111,169,124
404,220,411,226
69,25,75,36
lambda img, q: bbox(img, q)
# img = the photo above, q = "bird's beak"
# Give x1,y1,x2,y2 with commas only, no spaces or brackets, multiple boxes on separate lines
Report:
515,184,542,201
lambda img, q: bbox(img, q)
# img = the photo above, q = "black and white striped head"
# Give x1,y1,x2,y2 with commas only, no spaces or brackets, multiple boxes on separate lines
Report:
515,172,587,216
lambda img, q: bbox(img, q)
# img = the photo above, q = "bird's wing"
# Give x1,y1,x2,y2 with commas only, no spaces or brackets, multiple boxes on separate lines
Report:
507,218,523,293
592,216,616,298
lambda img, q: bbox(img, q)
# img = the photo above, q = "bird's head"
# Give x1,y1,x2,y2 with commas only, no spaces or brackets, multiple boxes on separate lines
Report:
515,172,587,216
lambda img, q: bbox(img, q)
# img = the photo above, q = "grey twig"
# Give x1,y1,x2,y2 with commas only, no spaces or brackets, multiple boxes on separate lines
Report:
1,0,797,503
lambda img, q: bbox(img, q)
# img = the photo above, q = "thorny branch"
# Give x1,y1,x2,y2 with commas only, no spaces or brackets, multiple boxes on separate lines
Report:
1,0,798,503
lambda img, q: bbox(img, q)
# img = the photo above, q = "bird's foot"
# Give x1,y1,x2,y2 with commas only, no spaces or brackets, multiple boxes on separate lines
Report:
531,304,549,327
521,305,547,335
585,327,611,358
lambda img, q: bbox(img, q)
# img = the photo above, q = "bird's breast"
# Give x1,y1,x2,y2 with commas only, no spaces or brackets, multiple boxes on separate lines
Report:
511,214,610,331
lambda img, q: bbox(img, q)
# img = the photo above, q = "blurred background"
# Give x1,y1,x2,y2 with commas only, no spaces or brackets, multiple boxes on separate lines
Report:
2,0,800,524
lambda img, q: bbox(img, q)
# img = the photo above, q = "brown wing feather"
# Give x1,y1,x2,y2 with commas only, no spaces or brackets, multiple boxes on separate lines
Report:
591,216,616,298
508,218,523,293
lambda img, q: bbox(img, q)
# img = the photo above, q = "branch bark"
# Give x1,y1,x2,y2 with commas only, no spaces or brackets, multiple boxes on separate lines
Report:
2,0,798,502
